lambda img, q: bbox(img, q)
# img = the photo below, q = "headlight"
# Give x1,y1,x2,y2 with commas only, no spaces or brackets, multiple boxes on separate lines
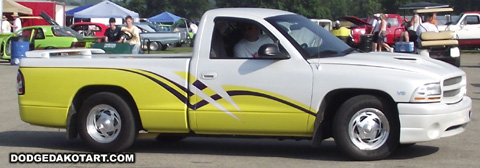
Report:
411,83,442,102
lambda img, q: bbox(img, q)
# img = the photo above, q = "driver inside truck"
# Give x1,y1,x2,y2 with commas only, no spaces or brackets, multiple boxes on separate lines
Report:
234,23,273,58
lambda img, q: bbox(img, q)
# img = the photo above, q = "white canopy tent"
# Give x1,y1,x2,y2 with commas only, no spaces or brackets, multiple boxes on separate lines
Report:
73,0,139,19
3,0,32,15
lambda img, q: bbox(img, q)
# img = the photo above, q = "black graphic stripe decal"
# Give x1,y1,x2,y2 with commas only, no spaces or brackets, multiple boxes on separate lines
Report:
141,70,194,96
227,91,316,116
119,69,193,108
117,69,315,116
193,80,208,90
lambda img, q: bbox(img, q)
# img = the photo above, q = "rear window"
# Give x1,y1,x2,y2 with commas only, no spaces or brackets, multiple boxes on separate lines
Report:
386,18,400,26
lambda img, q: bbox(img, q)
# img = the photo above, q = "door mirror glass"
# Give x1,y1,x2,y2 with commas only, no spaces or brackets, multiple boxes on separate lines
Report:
461,20,467,28
258,44,289,59
445,14,452,24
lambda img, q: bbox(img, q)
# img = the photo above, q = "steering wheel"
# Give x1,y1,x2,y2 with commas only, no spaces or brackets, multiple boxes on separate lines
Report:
300,43,308,48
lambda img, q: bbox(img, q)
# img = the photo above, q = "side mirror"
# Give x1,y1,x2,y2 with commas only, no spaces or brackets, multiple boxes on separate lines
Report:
445,14,452,24
334,22,340,30
258,44,289,59
461,20,467,28
387,23,392,28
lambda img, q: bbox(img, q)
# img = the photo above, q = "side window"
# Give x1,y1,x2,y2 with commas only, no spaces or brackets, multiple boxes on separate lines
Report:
210,18,277,59
386,18,399,26
34,28,45,39
465,16,480,25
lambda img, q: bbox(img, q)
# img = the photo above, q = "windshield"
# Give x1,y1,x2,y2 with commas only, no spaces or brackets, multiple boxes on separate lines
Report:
266,14,353,58
451,13,464,25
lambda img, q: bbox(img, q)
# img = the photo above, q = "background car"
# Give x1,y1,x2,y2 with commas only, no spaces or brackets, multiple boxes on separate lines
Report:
1,25,93,60
346,14,405,47
130,22,187,51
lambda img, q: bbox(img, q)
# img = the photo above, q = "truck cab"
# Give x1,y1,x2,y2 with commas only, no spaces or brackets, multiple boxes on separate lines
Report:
439,11,480,49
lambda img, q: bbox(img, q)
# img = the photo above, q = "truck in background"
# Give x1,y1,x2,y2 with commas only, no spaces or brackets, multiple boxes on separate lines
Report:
345,14,404,47
438,11,480,49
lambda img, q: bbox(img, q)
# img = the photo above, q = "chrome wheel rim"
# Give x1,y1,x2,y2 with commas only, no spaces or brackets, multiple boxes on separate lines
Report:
149,42,159,50
348,108,389,150
86,104,121,143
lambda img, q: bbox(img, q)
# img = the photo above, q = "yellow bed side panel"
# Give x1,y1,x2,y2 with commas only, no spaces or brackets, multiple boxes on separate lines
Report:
19,68,189,132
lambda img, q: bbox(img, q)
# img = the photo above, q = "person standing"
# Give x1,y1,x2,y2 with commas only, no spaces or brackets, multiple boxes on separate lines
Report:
121,15,141,54
407,14,420,44
1,16,12,33
104,17,123,43
189,21,198,35
377,14,393,52
370,14,381,52
11,12,22,32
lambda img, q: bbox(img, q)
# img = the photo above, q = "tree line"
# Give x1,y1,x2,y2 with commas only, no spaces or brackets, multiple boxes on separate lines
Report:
113,0,480,20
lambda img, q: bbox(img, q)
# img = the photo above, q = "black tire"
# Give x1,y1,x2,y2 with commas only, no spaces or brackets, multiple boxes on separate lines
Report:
161,44,167,51
156,135,186,143
398,143,416,148
332,95,399,161
78,92,137,152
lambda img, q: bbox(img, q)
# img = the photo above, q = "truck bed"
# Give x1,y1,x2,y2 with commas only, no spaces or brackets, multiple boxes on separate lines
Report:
20,49,193,132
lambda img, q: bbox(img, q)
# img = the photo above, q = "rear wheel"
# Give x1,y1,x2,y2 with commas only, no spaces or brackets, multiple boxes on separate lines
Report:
161,44,167,51
78,92,137,152
333,95,399,160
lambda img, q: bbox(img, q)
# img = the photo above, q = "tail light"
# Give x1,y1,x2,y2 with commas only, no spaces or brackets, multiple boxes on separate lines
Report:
17,70,25,95
71,42,86,48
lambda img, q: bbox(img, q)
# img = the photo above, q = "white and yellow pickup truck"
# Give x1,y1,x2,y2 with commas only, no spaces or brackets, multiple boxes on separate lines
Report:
17,8,471,160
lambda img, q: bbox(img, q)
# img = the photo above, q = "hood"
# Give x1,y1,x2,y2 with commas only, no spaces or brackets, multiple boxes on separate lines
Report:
40,11,59,26
310,52,463,78
342,16,370,26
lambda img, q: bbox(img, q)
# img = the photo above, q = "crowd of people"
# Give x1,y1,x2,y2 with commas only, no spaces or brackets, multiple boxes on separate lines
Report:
103,16,198,54
370,12,439,52
103,16,141,54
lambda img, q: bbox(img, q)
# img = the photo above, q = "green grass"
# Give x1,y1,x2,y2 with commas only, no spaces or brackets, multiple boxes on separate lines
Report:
146,47,193,54
461,49,480,54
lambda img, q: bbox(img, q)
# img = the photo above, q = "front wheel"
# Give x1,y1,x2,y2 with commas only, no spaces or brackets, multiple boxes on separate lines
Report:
78,92,137,152
333,95,399,160
148,42,159,51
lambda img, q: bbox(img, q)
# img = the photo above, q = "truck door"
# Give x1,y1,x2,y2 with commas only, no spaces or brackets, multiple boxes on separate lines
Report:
190,18,314,136
457,15,480,40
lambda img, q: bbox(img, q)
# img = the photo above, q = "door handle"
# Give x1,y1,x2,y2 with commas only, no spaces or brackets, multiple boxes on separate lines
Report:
201,72,217,79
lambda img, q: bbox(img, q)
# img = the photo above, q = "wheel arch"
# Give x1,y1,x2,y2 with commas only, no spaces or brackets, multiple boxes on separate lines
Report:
311,88,398,146
66,85,143,139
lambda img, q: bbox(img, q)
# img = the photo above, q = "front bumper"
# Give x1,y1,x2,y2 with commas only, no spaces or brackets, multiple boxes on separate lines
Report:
397,96,471,143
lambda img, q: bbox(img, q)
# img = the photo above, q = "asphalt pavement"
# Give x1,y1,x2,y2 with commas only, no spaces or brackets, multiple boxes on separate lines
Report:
0,54,479,167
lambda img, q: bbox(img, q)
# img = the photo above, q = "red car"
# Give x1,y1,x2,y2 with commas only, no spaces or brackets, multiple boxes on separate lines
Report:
345,14,405,47
69,22,109,37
